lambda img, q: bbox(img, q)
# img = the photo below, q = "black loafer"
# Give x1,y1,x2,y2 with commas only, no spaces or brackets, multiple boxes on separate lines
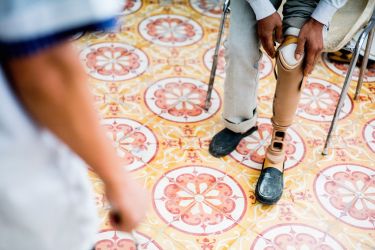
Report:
209,126,258,158
255,164,284,205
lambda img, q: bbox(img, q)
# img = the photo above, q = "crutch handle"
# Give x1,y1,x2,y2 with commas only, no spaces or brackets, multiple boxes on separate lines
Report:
223,0,230,13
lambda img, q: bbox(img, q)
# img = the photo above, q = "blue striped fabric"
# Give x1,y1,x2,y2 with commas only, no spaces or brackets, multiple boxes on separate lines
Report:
0,17,116,60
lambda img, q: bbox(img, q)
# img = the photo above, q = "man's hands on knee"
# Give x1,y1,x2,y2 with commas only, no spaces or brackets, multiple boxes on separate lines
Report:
257,12,283,58
295,18,324,76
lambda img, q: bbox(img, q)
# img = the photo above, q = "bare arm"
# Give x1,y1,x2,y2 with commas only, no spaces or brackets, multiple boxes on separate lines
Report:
4,42,148,232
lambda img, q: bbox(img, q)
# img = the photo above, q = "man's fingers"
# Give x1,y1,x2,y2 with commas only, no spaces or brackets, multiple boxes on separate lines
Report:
261,35,276,58
303,48,316,76
304,41,323,75
267,38,276,58
304,52,321,75
275,24,283,43
304,62,313,76
295,37,306,60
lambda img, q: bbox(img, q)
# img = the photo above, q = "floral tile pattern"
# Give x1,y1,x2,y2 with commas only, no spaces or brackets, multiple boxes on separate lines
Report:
314,164,375,229
297,77,353,122
153,165,247,235
120,0,143,15
363,118,375,153
95,230,162,249
322,53,375,82
80,42,149,81
76,0,375,249
251,224,345,250
230,117,305,170
144,77,221,122
190,0,223,18
102,118,158,171
139,15,204,47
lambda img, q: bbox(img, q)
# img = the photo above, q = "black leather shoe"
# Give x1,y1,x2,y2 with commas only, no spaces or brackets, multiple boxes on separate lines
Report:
255,163,284,205
209,126,258,158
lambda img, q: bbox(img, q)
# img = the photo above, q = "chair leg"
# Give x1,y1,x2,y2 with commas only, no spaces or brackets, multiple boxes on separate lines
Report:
354,27,375,100
322,30,369,155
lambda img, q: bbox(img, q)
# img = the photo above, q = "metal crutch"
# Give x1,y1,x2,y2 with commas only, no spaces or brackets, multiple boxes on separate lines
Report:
322,16,375,155
204,0,231,111
354,27,375,100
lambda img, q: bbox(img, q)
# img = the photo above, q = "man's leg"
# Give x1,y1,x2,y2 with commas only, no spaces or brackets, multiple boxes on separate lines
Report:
209,0,280,157
269,0,321,162
255,0,320,204
222,0,260,134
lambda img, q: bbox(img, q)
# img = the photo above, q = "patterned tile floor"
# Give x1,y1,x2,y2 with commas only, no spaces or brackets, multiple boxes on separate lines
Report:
75,0,375,249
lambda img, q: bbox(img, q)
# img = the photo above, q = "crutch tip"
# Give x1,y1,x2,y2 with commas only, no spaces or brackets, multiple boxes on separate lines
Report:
203,101,211,111
322,148,328,156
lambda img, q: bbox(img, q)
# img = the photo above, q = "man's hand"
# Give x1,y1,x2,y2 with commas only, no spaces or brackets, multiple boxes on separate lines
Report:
257,12,283,58
295,18,324,76
107,174,149,232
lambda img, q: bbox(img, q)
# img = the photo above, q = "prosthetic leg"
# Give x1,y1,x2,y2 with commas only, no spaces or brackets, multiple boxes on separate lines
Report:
255,35,305,205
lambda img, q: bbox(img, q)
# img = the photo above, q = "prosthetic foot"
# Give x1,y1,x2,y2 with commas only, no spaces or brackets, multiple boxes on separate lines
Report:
256,36,305,205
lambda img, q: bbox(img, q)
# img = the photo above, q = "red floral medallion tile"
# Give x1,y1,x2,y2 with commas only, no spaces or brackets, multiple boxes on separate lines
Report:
145,77,221,122
363,118,375,153
139,15,203,47
102,118,158,171
190,0,223,18
230,118,305,170
297,77,353,122
95,230,162,250
322,53,375,82
80,42,148,81
251,224,344,250
118,0,142,15
203,46,226,78
314,164,375,229
258,53,273,80
153,166,247,235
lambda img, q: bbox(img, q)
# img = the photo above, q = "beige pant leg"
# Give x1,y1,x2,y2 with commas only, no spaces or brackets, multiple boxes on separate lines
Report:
222,0,261,134
266,37,305,164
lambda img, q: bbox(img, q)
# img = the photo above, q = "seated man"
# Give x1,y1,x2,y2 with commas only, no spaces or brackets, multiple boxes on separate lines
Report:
209,0,347,204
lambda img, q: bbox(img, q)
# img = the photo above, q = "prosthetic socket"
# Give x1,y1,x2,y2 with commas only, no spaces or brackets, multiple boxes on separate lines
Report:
266,36,305,165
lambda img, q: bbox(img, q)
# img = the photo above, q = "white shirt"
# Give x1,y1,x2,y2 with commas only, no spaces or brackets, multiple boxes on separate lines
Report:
0,1,119,249
247,0,348,26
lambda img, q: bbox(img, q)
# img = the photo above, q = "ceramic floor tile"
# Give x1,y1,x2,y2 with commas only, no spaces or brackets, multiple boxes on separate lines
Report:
326,224,375,250
81,1,375,249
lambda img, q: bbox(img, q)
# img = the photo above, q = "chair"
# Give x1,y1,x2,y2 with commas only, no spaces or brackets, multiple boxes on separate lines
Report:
322,0,375,154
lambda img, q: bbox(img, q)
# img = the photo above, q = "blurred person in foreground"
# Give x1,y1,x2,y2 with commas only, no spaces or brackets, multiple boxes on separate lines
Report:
0,1,148,249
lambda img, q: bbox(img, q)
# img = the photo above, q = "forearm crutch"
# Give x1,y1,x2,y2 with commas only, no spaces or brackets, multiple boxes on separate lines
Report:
204,0,231,111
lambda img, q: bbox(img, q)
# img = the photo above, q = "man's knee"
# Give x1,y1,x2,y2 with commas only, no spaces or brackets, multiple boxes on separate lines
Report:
272,37,305,127
277,38,303,70
226,41,262,69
